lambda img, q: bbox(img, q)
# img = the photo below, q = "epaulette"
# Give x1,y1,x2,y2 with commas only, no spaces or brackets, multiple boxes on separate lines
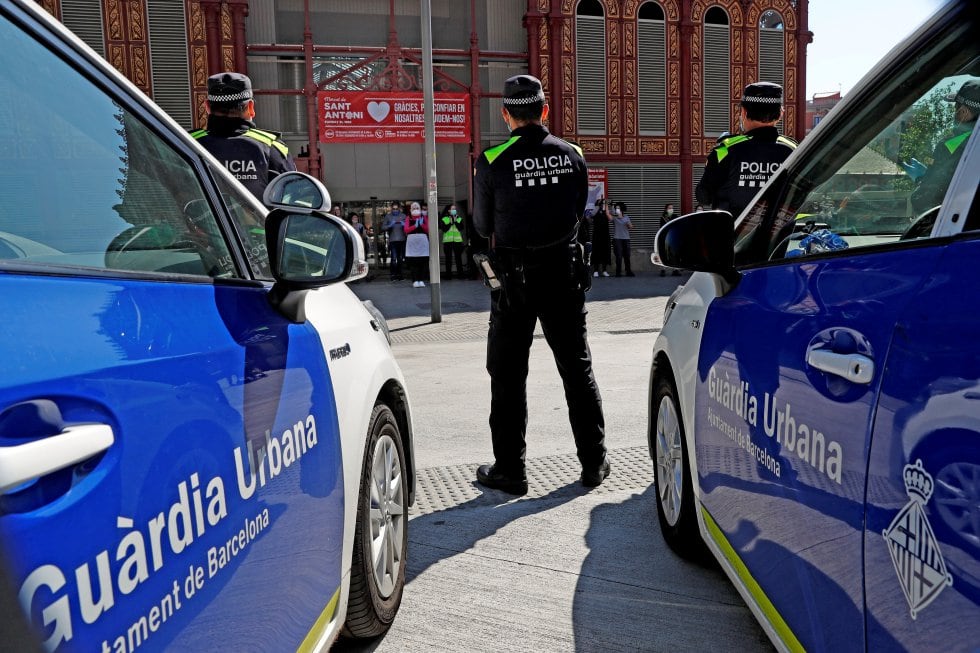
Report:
190,128,208,139
483,135,521,164
777,135,799,148
242,128,289,156
714,134,751,163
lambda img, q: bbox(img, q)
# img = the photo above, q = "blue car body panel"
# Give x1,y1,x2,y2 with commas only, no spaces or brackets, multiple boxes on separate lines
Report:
694,245,944,651
0,274,344,652
864,236,980,650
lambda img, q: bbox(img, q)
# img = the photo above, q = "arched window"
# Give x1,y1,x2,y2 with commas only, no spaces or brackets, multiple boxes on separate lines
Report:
759,10,785,89
637,2,666,134
575,0,606,133
703,7,730,135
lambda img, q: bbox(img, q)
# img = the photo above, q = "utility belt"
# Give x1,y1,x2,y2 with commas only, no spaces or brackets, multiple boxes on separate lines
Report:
491,223,591,294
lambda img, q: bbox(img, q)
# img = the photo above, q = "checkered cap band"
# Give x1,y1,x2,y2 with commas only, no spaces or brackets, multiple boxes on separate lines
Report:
742,95,782,104
953,93,980,110
208,90,252,103
503,91,545,105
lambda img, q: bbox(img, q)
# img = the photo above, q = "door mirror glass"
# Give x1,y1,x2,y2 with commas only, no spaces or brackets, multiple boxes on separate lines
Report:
655,210,736,276
263,172,331,212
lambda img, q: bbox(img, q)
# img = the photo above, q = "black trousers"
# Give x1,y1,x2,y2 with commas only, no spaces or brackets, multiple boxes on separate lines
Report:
443,242,464,278
486,253,606,476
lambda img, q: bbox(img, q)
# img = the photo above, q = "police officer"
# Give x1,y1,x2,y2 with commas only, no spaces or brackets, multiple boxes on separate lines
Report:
192,72,295,200
696,82,797,219
911,78,979,213
473,74,608,495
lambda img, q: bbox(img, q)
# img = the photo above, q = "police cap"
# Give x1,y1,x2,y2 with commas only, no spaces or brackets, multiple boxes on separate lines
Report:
503,74,546,106
946,79,980,112
207,72,253,104
740,81,783,108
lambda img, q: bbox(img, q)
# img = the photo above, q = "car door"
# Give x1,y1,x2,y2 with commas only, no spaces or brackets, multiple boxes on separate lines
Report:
0,6,343,651
693,14,978,649
862,182,980,648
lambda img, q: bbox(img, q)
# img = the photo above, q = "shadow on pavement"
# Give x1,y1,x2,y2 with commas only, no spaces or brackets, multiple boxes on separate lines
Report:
572,486,774,652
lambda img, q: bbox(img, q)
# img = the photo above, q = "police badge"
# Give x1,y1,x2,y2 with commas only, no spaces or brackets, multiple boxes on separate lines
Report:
882,459,954,618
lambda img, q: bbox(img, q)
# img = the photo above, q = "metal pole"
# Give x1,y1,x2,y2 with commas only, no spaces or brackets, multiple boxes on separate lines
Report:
421,0,442,322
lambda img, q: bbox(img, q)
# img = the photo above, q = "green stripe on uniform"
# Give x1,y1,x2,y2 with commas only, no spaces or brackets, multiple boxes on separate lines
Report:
190,129,207,139
715,134,750,163
946,132,969,154
700,505,805,653
484,135,521,164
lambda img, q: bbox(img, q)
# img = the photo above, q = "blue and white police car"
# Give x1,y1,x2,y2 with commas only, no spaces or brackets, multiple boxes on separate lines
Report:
0,1,414,650
648,1,979,650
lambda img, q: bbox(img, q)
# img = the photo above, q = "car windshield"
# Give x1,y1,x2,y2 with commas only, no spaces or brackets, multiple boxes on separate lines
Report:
733,13,980,265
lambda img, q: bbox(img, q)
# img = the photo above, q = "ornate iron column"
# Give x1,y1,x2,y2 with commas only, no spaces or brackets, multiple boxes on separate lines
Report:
199,0,222,75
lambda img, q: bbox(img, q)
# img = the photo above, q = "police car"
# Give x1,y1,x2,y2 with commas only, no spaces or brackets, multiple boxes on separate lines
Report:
0,1,414,650
648,1,979,650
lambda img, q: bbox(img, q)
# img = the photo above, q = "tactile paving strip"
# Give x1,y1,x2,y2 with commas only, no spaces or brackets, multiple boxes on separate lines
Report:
411,446,655,515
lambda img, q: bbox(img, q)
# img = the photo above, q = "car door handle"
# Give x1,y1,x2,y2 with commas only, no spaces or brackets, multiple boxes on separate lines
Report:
0,423,114,494
806,350,874,385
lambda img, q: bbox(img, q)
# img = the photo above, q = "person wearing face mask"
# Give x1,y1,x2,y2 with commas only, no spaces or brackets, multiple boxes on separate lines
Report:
382,202,408,281
695,82,797,220
610,201,634,277
404,201,430,288
472,74,609,496
440,203,466,279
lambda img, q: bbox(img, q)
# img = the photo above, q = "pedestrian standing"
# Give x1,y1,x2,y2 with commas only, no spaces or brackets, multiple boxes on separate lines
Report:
440,203,466,279
695,82,797,219
659,204,680,276
611,201,634,277
382,202,407,281
590,198,611,277
404,201,430,287
473,74,608,495
192,72,296,201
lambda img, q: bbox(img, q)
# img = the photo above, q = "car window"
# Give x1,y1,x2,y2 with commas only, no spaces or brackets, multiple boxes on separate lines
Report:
211,168,273,279
733,23,979,265
0,14,236,278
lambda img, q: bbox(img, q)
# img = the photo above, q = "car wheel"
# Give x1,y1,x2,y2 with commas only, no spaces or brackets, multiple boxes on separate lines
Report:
653,375,707,560
343,403,408,638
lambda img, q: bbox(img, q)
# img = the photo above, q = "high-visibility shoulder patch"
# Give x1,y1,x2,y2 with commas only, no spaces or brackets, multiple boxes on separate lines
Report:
242,129,289,156
249,127,282,141
242,129,273,145
484,136,521,164
715,135,751,163
946,132,969,154
777,135,798,149
190,129,208,139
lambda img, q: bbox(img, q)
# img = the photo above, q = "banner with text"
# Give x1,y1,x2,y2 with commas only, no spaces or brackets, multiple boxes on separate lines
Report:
586,167,607,214
318,91,470,143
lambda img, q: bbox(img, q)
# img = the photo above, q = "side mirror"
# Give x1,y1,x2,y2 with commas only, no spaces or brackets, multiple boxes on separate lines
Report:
654,210,738,281
264,208,367,322
263,171,331,212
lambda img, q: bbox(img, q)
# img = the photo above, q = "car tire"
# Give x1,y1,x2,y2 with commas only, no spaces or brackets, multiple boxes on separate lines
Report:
342,403,408,639
653,374,708,561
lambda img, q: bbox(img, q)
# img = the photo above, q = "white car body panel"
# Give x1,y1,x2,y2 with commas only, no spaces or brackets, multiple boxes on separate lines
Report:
303,283,412,649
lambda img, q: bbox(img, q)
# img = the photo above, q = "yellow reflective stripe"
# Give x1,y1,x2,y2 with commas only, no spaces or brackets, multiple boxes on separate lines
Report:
242,129,273,145
701,505,805,653
484,135,521,164
297,587,341,652
946,132,969,154
715,135,750,163
777,136,798,149
270,140,289,156
242,129,289,156
249,127,279,141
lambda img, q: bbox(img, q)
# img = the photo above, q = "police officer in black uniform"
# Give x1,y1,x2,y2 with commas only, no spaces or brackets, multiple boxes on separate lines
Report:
696,82,797,219
911,78,979,213
192,72,295,200
473,74,608,495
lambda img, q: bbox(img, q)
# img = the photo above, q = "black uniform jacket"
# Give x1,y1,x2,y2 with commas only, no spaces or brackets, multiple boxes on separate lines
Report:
473,124,588,250
192,115,295,200
695,126,797,219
